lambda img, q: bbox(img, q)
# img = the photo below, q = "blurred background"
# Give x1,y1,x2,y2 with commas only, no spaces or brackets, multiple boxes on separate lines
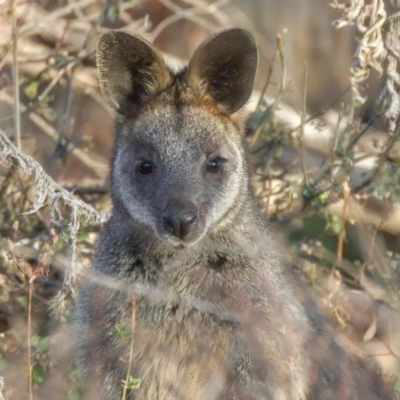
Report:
1,0,400,398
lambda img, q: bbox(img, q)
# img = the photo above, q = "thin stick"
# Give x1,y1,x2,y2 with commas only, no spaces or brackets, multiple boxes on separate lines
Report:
333,181,351,274
255,51,277,113
11,0,21,149
299,61,309,186
250,31,287,147
27,280,33,400
122,296,137,400
0,376,4,400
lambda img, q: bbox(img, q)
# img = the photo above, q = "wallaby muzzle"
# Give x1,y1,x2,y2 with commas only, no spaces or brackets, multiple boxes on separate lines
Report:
162,198,199,241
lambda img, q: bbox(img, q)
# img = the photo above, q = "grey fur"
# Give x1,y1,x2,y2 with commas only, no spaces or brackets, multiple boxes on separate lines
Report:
75,29,396,400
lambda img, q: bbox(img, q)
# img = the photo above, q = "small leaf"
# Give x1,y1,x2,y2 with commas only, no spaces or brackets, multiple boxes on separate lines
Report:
42,107,57,122
32,363,45,385
68,369,80,383
68,387,81,400
30,334,40,347
0,354,6,371
393,378,400,392
105,1,120,23
38,337,49,353
15,296,27,308
122,376,141,390
25,80,40,99
77,230,89,241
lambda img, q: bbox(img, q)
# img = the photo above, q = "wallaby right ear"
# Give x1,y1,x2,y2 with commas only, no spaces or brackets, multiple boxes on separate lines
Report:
97,31,171,115
187,29,258,115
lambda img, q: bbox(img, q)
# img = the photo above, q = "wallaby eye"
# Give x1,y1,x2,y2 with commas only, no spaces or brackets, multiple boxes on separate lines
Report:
136,161,153,175
206,158,223,174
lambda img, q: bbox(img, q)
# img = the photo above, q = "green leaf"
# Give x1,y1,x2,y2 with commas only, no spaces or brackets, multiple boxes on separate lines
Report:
68,369,80,383
77,229,89,241
42,107,57,122
122,376,141,390
393,377,400,392
0,354,6,372
108,323,129,339
15,295,27,308
30,334,40,347
32,363,45,385
68,387,81,400
38,337,49,353
25,80,40,99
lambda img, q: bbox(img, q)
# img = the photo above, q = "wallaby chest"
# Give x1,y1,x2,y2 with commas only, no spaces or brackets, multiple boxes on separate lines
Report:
120,262,243,400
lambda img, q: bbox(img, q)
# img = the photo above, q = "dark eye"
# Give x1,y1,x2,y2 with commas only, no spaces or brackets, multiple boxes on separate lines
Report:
136,161,153,175
206,158,223,174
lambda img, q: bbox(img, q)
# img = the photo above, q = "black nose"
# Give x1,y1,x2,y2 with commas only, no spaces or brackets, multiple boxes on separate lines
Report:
162,208,199,240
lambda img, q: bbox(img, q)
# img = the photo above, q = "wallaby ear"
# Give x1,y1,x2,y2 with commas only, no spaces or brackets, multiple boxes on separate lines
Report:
97,31,171,115
187,28,258,114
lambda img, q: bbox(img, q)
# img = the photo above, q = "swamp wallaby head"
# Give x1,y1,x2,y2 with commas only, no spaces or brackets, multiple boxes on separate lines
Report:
98,28,257,246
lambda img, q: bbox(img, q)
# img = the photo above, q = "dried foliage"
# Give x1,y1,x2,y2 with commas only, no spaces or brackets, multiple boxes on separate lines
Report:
331,0,400,133
331,0,387,103
0,0,400,399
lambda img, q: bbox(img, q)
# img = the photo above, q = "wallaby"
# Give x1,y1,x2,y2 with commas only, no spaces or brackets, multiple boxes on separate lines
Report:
75,29,396,400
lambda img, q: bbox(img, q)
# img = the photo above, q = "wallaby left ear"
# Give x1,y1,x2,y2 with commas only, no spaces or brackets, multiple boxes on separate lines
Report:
187,28,258,114
97,31,171,116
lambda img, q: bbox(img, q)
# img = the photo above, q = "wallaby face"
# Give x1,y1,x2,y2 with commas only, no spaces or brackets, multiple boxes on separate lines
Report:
111,108,246,245
97,29,258,246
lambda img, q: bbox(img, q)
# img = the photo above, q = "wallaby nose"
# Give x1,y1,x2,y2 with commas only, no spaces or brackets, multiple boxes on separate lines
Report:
162,208,199,240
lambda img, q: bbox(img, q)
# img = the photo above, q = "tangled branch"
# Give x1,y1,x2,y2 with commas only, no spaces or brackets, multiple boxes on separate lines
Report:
0,130,108,315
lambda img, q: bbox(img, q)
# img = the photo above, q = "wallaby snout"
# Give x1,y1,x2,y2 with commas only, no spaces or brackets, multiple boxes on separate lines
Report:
162,199,199,241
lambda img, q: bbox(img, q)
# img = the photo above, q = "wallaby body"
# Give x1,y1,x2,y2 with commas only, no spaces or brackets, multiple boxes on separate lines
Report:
75,29,395,400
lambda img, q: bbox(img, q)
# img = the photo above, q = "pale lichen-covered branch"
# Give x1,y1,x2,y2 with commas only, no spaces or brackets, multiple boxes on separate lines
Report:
0,129,108,314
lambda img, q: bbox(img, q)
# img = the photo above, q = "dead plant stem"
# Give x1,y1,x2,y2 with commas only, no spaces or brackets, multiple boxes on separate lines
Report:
27,280,33,400
300,61,309,186
334,181,351,273
122,296,137,400
11,0,21,149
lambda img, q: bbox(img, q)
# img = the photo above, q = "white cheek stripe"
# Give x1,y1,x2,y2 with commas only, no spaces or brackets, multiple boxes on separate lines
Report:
206,132,244,229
